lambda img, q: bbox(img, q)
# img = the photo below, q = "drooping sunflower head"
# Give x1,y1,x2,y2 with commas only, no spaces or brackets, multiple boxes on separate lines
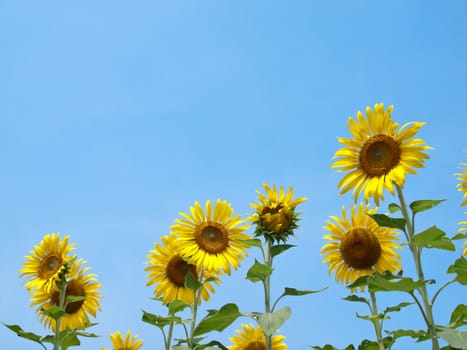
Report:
228,323,287,350
457,157,467,206
30,258,102,331
145,232,219,305
332,103,431,205
171,199,251,275
321,203,402,289
250,183,307,243
101,330,143,350
20,233,76,292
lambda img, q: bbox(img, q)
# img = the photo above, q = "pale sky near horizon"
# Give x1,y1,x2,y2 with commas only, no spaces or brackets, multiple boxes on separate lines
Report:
1,1,467,349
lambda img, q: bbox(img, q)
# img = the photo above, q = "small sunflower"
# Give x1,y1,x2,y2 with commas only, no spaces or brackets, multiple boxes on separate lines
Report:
171,199,251,275
250,183,307,242
30,259,102,331
332,103,431,205
321,203,402,288
145,232,218,304
20,233,76,292
228,324,287,350
101,330,143,350
457,157,467,206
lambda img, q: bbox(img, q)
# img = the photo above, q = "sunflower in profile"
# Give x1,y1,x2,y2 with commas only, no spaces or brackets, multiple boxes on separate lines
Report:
228,324,287,350
332,103,431,205
250,183,307,242
145,232,218,304
321,203,402,288
171,199,251,275
30,259,102,331
457,156,467,255
101,330,143,350
20,233,76,292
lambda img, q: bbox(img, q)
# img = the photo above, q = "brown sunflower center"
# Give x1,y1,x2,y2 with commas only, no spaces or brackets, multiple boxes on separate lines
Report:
195,223,229,254
245,341,266,350
51,279,86,314
39,254,63,279
359,134,401,177
166,256,197,287
340,228,382,269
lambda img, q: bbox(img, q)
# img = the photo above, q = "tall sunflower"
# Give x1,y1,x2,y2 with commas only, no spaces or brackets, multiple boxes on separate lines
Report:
30,259,102,331
321,203,402,288
332,103,431,205
228,324,287,350
101,330,143,350
250,183,307,242
171,199,251,275
145,232,218,304
20,233,76,292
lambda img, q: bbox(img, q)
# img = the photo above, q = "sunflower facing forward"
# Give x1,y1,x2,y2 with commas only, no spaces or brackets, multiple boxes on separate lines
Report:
20,233,76,292
171,199,251,275
102,330,143,350
321,203,402,288
250,183,307,242
228,324,287,350
332,103,431,205
145,232,218,304
30,259,102,331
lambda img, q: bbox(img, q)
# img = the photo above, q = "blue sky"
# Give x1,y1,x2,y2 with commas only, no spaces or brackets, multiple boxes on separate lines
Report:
1,1,466,349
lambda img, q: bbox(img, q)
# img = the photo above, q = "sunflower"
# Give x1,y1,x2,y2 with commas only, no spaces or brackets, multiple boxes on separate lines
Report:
332,103,431,205
20,233,76,292
457,157,467,206
101,330,143,350
171,199,251,275
250,183,307,242
228,324,287,350
30,259,102,331
145,232,218,304
321,203,402,288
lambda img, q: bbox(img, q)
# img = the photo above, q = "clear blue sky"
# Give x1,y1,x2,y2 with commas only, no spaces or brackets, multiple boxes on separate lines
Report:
1,1,466,349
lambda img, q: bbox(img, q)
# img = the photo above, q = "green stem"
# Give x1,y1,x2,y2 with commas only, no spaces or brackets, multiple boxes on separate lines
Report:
263,239,273,350
53,281,68,350
369,292,385,350
166,321,174,350
431,278,456,307
188,269,204,349
396,185,439,350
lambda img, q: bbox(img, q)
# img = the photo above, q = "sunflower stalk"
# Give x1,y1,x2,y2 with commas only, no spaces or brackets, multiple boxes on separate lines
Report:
53,266,69,350
263,239,273,350
369,292,385,350
396,185,440,350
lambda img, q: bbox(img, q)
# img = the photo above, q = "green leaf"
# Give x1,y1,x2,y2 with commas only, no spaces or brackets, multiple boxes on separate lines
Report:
388,203,401,213
246,260,273,283
185,270,202,291
270,244,295,258
357,339,380,350
196,340,229,350
172,346,191,350
342,295,370,306
59,332,80,350
141,310,182,328
168,300,191,315
447,257,467,285
194,303,241,336
42,304,67,320
348,271,425,293
66,295,86,304
368,213,406,231
2,323,45,345
409,199,446,214
356,313,387,321
239,238,263,248
282,287,326,297
452,232,467,240
438,328,467,349
449,304,467,328
387,329,429,342
411,226,455,251
312,345,355,350
257,306,291,336
383,302,414,314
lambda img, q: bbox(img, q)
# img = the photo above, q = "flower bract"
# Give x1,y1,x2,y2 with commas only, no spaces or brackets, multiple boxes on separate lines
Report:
171,199,251,275
332,103,431,205
101,330,143,350
321,203,402,289
30,259,102,331
20,233,76,292
250,183,307,242
228,323,287,350
145,232,218,304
